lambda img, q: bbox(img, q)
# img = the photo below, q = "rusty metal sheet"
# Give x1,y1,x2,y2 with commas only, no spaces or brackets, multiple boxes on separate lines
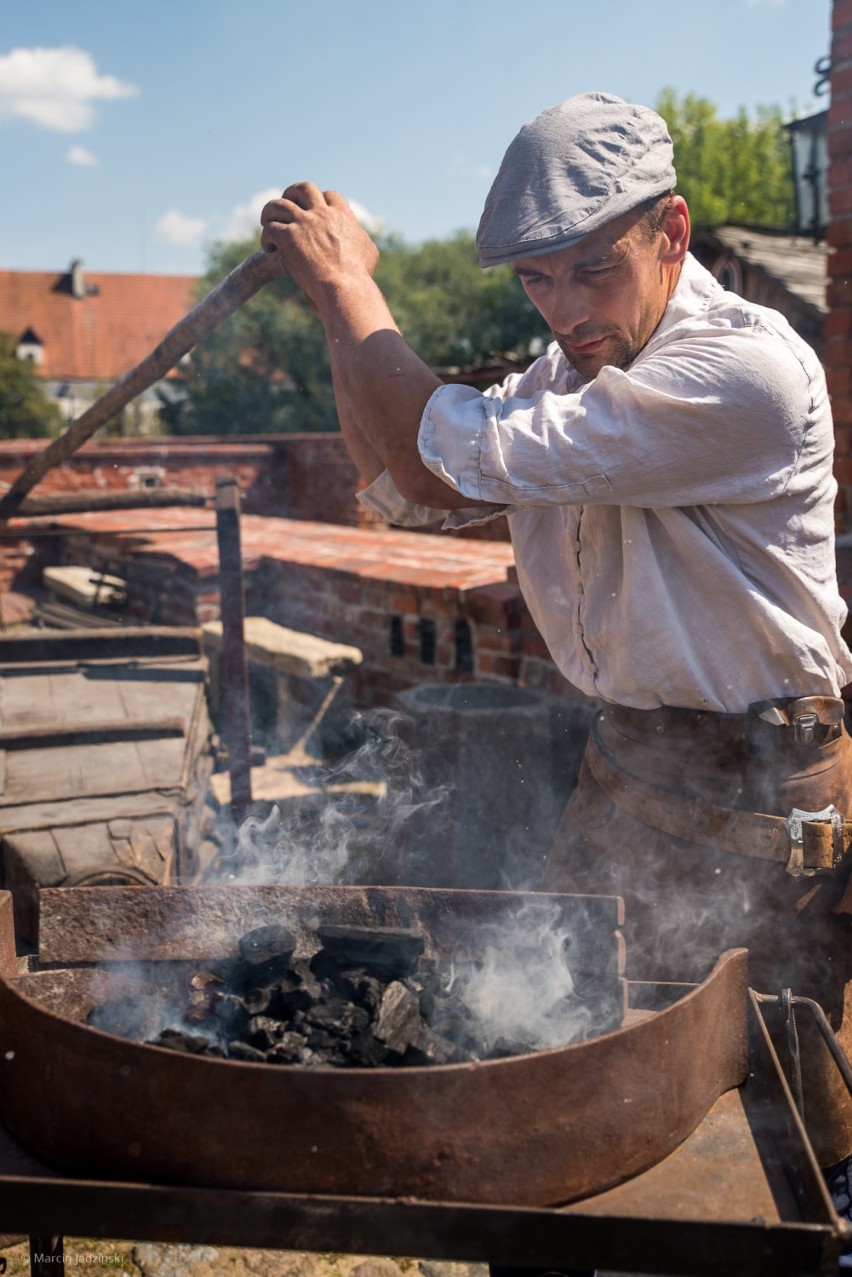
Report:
0,1015,843,1276
0,885,746,1207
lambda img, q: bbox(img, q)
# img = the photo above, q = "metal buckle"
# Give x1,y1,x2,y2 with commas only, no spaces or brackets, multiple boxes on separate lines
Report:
793,711,820,746
785,804,845,878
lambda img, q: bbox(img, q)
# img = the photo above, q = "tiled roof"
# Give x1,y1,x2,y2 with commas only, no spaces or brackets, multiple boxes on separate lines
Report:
692,227,828,314
0,265,197,382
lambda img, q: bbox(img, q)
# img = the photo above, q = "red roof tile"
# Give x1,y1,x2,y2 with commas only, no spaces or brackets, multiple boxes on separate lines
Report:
0,266,197,382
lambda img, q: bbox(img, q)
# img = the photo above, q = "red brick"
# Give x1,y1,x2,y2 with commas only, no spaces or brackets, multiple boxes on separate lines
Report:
832,64,852,102
824,310,852,338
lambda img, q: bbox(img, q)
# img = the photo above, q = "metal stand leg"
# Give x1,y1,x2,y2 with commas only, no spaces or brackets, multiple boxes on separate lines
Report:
29,1236,63,1275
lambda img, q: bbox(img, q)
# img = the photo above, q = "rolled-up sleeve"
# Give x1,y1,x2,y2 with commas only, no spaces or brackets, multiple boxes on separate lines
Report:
357,468,508,529
418,323,816,509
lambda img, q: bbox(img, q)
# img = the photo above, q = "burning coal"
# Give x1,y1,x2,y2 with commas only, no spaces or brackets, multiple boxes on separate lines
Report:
87,901,602,1067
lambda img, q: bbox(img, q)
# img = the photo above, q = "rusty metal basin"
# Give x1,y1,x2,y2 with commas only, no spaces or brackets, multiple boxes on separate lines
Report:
0,885,747,1206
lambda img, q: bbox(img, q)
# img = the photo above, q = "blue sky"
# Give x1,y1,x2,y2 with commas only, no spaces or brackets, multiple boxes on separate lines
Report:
0,0,833,277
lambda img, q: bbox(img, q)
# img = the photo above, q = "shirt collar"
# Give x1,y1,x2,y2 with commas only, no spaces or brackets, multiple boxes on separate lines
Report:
650,251,722,340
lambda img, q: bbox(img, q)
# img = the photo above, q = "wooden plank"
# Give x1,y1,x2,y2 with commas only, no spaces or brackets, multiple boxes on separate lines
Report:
0,792,183,831
0,628,202,664
2,739,187,804
0,718,186,749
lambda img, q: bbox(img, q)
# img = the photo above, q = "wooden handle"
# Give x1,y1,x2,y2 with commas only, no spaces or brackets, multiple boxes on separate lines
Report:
0,249,286,520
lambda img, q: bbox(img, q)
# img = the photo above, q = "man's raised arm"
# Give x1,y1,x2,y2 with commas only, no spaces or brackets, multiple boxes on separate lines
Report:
260,182,489,510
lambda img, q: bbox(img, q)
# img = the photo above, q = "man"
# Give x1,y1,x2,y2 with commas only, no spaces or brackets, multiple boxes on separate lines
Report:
260,92,852,1184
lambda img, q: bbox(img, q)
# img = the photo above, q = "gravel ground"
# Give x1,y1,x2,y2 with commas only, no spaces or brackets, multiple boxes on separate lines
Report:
0,1243,494,1277
0,1239,671,1277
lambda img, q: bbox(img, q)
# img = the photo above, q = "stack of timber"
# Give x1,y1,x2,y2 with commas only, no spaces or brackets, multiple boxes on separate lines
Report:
0,626,216,944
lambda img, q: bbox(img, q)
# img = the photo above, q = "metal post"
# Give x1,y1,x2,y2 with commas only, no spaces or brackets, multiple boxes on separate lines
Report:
215,477,253,827
29,1236,63,1275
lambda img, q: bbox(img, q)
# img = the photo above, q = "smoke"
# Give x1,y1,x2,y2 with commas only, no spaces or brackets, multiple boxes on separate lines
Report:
450,897,594,1051
219,707,452,887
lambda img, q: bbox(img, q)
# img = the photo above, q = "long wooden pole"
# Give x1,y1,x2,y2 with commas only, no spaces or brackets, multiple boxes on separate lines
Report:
0,249,286,521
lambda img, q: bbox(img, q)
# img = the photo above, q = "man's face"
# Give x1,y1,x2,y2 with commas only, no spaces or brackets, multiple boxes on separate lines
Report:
511,200,687,379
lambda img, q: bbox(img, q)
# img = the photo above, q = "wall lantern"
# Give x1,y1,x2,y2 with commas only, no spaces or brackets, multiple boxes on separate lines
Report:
783,56,830,242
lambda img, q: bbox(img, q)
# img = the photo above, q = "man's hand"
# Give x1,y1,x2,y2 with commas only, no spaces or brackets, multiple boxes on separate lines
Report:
260,183,379,309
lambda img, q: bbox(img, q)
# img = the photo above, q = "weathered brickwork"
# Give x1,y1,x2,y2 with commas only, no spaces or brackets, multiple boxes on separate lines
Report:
830,0,852,546
11,504,581,705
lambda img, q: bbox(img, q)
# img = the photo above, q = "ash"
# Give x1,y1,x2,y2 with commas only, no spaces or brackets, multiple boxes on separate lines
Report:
88,919,595,1067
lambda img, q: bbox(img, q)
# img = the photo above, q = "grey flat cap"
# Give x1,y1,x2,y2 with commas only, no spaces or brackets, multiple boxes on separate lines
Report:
476,91,676,268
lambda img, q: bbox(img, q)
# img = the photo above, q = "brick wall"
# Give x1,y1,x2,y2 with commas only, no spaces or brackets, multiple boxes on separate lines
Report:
829,0,852,535
0,435,368,524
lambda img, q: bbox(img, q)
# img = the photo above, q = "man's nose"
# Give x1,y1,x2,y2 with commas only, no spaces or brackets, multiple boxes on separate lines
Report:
546,287,591,336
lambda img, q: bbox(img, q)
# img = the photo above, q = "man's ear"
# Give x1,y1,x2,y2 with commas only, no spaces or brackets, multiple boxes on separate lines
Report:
661,195,690,264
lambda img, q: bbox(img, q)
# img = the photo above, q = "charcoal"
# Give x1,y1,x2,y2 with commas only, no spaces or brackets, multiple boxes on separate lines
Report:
269,961,324,1016
314,924,425,979
151,1028,213,1055
227,1040,268,1063
243,986,273,1015
304,998,351,1031
374,981,427,1055
427,994,486,1055
238,924,297,985
247,1015,285,1050
184,971,225,1024
336,968,384,1009
305,1025,340,1051
348,1030,389,1067
212,992,252,1036
407,1024,467,1066
266,1031,309,1064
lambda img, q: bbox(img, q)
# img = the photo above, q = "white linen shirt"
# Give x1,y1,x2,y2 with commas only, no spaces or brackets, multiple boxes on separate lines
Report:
360,253,852,712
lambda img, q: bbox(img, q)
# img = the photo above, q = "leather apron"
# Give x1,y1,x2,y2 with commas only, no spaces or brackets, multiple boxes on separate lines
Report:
541,699,852,1166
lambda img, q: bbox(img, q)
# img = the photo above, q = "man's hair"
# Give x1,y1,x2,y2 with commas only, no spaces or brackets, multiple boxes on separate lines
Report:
636,192,675,242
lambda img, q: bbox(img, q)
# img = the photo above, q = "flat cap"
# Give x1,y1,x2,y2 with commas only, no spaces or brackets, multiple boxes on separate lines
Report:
476,91,676,268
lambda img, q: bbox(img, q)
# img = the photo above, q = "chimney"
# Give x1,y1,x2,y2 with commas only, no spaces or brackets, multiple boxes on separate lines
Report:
70,259,86,300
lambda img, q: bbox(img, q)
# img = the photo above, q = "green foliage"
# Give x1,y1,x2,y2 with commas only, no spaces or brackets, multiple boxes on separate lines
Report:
159,235,338,435
375,231,549,369
161,231,549,436
0,331,63,439
655,89,795,228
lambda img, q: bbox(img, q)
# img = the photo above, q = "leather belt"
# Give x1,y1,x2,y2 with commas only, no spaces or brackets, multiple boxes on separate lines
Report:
585,730,852,880
603,697,845,749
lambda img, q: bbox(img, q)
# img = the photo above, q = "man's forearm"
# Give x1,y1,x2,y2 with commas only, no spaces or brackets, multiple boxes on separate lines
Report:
260,183,491,510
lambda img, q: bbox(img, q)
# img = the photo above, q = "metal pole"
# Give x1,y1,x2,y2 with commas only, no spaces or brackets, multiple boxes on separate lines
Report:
215,477,253,827
29,1236,64,1276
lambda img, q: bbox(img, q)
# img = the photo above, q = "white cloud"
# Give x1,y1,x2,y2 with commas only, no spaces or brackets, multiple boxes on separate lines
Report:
66,144,97,166
346,198,385,235
155,209,207,246
220,188,281,242
0,46,138,133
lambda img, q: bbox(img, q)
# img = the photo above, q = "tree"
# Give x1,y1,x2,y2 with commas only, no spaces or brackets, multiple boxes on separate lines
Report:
655,89,795,228
158,235,338,436
0,331,63,439
375,231,549,369
160,231,550,436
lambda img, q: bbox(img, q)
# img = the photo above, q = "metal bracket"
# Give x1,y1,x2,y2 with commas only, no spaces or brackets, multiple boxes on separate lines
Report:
785,804,844,878
793,711,819,746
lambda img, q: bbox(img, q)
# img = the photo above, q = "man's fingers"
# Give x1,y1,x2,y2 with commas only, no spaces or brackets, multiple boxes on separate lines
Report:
323,189,350,211
282,181,326,210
